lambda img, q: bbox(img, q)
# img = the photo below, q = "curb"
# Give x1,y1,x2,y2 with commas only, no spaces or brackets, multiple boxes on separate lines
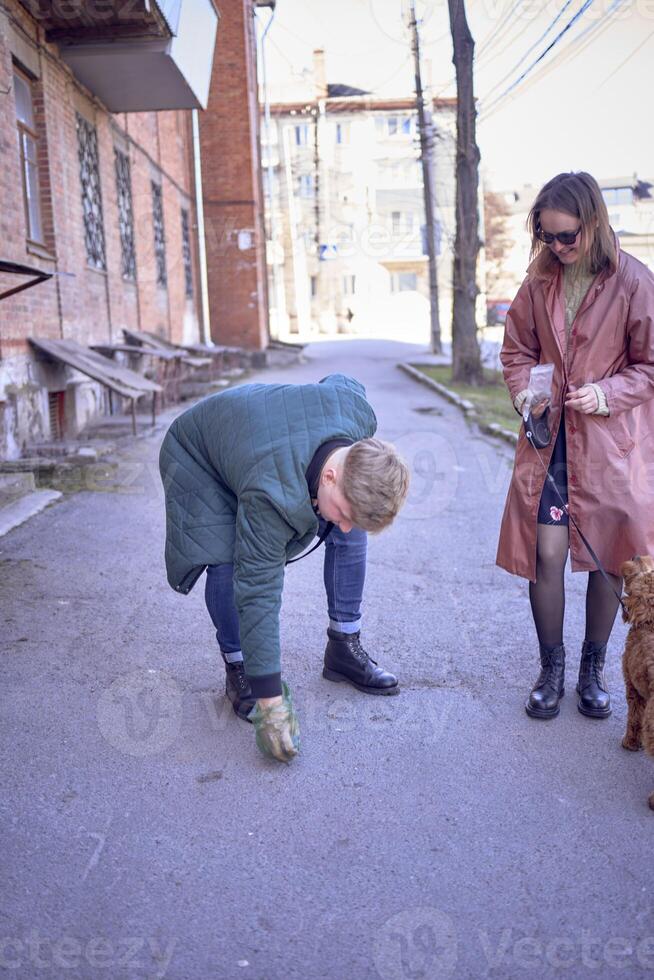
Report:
397,362,518,447
0,489,62,539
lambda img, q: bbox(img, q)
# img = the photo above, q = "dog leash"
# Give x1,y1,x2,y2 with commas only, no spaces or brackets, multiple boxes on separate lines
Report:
525,429,626,613
286,521,335,565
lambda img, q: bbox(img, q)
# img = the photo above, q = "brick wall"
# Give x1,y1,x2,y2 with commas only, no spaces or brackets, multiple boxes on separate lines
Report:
0,1,203,455
200,0,269,351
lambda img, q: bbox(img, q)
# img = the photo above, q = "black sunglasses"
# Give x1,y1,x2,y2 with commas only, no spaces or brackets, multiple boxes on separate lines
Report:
536,224,581,246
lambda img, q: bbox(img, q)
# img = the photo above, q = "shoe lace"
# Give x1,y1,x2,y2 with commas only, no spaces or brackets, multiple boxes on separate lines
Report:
348,634,378,666
583,653,606,690
229,662,251,696
537,650,563,688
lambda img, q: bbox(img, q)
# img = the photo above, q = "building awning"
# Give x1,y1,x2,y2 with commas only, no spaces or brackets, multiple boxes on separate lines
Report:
0,260,52,301
29,337,162,434
29,0,220,112
17,2,170,42
122,328,212,368
29,337,161,399
0,259,76,303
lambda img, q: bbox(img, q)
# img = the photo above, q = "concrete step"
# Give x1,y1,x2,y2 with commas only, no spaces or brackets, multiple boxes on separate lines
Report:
262,346,305,369
0,471,36,509
23,441,113,461
179,379,230,400
0,489,62,538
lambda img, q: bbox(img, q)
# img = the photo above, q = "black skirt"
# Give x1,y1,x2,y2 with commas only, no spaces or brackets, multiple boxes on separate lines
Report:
537,415,569,526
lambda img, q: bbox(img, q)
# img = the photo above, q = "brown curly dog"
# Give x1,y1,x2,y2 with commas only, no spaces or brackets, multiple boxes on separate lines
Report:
620,555,654,811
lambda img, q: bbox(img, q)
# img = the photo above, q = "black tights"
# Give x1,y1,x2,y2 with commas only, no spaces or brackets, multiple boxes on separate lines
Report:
528,524,622,651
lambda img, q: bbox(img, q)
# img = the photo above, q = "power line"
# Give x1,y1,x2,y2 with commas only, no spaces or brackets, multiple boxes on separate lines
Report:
479,0,599,118
474,12,545,71
480,0,598,115
269,18,314,47
430,3,527,99
481,0,577,103
368,54,413,94
520,0,621,89
475,0,523,59
271,13,409,60
478,0,622,122
594,26,654,90
265,31,302,74
431,2,544,99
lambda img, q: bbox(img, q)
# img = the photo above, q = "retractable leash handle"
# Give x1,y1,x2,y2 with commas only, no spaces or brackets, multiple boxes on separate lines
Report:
525,430,626,612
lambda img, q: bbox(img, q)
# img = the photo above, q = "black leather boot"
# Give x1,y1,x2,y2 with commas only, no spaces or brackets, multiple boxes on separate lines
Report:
576,640,611,718
525,644,565,719
323,630,399,695
224,659,256,722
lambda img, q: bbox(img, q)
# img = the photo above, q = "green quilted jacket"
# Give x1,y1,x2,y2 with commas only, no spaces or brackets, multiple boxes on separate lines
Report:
158,374,377,684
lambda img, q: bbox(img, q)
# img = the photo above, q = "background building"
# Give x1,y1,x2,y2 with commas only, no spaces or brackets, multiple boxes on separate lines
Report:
599,175,654,269
0,0,218,459
261,50,458,344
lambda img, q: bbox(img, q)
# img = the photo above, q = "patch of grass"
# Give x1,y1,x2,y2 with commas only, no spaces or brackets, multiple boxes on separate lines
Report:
412,364,520,434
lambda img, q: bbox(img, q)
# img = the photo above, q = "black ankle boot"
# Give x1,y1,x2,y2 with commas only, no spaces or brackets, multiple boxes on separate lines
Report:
323,630,399,695
224,659,256,722
576,640,611,718
525,644,565,719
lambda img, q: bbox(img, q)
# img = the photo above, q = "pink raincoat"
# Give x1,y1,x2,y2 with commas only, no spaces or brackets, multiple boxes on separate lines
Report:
496,242,654,580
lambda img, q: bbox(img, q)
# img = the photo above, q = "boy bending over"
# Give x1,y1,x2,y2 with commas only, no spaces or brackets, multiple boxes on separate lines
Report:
159,374,409,762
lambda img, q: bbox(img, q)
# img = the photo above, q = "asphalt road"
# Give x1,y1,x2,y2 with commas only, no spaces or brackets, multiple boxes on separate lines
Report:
1,338,653,980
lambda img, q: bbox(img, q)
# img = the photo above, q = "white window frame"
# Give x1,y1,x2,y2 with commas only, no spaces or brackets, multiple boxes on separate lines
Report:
377,114,415,139
295,124,310,147
14,67,44,245
299,173,314,197
335,122,351,145
391,271,418,292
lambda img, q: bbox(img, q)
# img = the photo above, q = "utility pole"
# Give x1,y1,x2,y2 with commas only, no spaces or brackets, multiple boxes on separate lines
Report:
409,0,441,354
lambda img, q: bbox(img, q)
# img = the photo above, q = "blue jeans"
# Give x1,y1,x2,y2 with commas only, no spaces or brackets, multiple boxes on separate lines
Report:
205,518,367,659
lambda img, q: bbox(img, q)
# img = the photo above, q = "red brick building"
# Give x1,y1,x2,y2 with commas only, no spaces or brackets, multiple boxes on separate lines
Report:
199,0,270,351
0,1,218,459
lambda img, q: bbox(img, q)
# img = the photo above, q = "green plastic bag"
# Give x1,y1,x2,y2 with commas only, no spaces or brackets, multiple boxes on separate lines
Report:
249,681,300,763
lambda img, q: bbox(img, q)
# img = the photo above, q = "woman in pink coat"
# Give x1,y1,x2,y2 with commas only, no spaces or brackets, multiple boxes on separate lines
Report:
497,171,654,721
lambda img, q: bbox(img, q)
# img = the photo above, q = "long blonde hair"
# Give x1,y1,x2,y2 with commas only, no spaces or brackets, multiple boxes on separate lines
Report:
527,172,617,279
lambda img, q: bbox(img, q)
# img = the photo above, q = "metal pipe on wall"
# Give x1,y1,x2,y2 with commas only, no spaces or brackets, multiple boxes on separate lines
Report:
192,108,211,345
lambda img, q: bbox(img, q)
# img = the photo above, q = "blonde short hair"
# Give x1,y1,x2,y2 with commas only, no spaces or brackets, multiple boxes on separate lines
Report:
340,438,410,532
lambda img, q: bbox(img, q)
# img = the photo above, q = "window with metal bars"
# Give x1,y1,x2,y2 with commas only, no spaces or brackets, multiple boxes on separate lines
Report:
115,148,136,281
76,112,106,270
181,207,193,299
151,181,167,288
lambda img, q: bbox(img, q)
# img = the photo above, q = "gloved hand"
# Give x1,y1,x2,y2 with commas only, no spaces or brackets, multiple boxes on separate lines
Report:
249,681,300,763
